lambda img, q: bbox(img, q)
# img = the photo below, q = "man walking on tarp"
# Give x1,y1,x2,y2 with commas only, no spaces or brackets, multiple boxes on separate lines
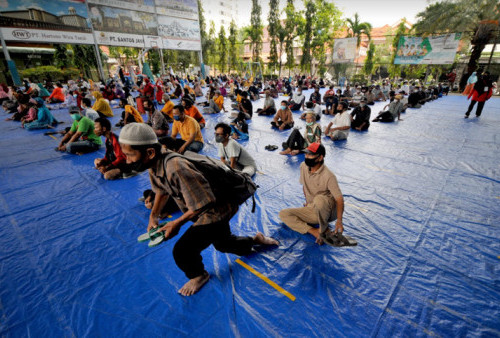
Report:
119,123,279,296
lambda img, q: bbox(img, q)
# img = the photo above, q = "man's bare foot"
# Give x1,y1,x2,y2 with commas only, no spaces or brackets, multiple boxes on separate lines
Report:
178,271,210,296
280,148,291,155
254,232,279,246
290,149,300,156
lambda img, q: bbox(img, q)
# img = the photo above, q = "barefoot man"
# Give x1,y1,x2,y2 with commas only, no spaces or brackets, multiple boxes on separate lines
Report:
119,123,279,296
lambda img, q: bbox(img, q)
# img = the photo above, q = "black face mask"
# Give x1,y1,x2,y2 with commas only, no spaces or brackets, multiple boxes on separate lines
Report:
129,159,152,172
304,156,322,168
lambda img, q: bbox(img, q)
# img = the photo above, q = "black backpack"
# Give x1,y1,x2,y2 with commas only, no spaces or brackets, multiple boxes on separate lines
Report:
164,152,258,212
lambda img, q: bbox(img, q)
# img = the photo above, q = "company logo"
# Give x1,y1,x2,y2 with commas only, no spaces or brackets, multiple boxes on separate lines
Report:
12,30,31,39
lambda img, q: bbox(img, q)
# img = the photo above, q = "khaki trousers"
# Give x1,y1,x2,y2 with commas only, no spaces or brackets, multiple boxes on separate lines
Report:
279,195,337,234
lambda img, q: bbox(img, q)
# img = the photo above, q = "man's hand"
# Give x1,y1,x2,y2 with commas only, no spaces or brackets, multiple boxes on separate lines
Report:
334,220,344,234
279,124,285,131
59,145,66,152
147,216,159,232
159,222,180,240
177,145,186,154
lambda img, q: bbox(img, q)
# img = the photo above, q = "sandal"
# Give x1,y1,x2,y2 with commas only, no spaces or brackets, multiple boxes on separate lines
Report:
265,145,278,151
320,231,357,247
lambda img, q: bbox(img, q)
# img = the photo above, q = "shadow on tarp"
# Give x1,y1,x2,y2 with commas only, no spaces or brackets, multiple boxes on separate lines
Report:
0,93,499,336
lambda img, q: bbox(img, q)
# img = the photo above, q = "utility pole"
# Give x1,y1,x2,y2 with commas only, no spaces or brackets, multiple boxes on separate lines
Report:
0,29,21,86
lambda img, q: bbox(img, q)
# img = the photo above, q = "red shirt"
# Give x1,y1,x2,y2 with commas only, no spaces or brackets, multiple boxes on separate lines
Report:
104,133,126,168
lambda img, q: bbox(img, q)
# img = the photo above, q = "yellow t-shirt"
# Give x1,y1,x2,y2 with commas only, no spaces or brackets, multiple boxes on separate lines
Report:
161,100,174,119
171,115,204,143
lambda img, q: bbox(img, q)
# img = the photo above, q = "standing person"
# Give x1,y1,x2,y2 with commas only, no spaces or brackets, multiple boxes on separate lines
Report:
465,70,493,118
279,143,345,245
215,123,257,177
56,106,102,154
118,123,278,296
93,117,134,180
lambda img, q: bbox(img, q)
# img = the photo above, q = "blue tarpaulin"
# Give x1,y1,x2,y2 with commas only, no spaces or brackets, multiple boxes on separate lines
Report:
0,91,499,337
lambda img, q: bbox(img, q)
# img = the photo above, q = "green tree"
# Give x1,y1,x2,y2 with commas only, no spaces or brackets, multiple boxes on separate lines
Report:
197,0,208,64
72,45,106,79
284,0,299,73
388,19,408,79
414,0,500,79
346,13,372,48
300,1,315,72
207,21,217,70
54,44,72,68
310,0,343,76
267,0,280,74
363,41,375,79
248,0,263,62
218,26,227,73
228,20,238,72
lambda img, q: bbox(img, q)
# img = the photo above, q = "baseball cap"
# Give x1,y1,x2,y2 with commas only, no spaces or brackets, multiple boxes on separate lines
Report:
304,142,326,156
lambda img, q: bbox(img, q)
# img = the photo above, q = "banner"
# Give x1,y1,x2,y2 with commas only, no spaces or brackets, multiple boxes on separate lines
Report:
332,38,357,63
88,4,157,36
95,31,145,47
155,0,198,20
87,0,155,13
157,15,201,50
0,27,94,45
394,33,461,65
144,35,163,49
0,0,92,44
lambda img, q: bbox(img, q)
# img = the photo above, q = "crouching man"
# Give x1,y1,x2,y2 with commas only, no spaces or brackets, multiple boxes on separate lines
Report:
279,143,345,245
119,123,279,296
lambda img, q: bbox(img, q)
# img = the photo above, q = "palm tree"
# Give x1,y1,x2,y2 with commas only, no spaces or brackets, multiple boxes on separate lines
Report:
413,0,500,86
346,13,372,48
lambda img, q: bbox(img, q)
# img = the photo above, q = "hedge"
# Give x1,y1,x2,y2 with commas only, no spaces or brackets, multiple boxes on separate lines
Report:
21,66,80,82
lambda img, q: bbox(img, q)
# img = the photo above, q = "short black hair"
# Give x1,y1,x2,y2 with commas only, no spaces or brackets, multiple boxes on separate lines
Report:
281,100,288,105
119,98,128,106
173,104,184,114
82,98,91,107
306,101,314,108
214,122,231,136
95,117,111,131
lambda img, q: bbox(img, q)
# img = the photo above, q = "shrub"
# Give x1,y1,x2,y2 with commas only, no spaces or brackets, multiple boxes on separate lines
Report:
21,66,79,82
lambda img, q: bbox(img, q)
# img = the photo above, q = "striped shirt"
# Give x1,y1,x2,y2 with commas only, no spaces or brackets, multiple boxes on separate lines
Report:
149,152,237,225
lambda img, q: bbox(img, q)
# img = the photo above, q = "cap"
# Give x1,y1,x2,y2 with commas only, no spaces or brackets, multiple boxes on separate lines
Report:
304,142,326,156
119,123,158,146
68,105,80,113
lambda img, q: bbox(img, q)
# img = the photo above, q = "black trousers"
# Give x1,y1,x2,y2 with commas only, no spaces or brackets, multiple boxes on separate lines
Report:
173,220,254,279
465,100,485,117
257,107,276,116
373,111,394,122
283,128,305,150
351,119,370,130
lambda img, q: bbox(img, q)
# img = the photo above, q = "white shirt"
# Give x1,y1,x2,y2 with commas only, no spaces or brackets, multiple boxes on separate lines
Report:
217,138,256,169
292,92,305,104
332,111,351,138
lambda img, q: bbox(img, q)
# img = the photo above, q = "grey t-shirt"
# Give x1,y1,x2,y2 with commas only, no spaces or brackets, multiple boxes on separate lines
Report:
217,138,256,169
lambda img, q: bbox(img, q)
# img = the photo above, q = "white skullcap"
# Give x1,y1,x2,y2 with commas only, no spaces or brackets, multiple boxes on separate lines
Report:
119,123,158,146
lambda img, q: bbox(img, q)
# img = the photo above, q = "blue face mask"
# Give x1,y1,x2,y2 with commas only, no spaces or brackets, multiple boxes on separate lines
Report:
173,115,180,121
71,113,81,121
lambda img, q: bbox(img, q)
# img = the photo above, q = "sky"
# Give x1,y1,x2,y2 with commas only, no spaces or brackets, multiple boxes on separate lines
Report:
235,0,434,28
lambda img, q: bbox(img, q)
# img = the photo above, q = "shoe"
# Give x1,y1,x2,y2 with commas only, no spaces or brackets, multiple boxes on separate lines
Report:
464,114,469,119
137,228,164,243
320,231,357,247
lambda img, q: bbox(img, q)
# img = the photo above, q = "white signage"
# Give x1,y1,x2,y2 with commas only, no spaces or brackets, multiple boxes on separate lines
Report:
87,0,155,13
0,27,94,45
144,35,164,49
162,38,201,51
95,31,145,47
